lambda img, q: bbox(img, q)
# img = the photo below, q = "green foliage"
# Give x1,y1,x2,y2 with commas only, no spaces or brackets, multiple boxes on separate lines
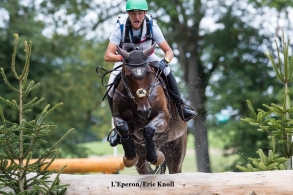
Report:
2,0,293,173
203,2,276,168
241,99,293,157
235,137,288,171
248,0,290,11
237,30,293,171
147,0,291,171
33,38,112,145
0,34,73,194
0,1,114,158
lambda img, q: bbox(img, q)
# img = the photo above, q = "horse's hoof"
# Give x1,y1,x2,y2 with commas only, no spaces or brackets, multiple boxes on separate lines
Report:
123,155,138,168
152,150,165,166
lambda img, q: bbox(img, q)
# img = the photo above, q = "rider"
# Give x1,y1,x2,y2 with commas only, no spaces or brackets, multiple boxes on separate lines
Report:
104,0,198,146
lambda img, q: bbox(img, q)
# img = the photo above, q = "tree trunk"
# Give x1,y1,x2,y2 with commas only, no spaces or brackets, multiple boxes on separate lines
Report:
186,56,211,172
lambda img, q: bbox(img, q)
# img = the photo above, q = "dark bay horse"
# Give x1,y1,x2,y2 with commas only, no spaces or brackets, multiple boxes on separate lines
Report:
113,43,187,174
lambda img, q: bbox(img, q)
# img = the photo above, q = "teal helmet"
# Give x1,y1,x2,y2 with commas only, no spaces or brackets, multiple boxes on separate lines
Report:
126,0,148,11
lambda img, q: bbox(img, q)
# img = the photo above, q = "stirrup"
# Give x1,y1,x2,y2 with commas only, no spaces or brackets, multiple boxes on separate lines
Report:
107,128,121,147
179,104,198,122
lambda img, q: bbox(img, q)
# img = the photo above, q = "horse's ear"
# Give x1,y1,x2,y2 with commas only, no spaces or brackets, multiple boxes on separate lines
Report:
117,46,129,59
143,42,156,57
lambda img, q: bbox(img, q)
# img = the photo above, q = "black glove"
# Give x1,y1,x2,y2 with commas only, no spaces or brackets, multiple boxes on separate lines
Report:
155,59,168,72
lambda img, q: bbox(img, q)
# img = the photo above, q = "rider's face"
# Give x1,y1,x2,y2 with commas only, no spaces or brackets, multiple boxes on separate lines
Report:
128,11,146,30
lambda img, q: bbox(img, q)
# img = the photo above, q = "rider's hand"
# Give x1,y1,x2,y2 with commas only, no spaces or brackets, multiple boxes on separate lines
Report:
155,59,168,72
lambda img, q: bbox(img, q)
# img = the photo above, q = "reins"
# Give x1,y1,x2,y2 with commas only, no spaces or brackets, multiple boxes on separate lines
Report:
96,65,122,101
96,61,164,104
121,71,137,104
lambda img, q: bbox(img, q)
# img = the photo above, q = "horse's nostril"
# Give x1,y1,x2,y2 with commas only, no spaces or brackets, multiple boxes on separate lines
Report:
137,107,152,118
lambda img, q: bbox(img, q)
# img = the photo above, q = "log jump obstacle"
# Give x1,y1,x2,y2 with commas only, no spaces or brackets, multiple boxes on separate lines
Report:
46,170,293,194
2,170,293,194
42,157,124,174
9,157,124,174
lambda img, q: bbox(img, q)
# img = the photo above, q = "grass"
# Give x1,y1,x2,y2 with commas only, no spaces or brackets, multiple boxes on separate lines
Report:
79,133,239,174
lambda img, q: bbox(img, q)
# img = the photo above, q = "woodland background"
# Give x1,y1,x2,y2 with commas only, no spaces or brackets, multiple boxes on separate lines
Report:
0,0,293,173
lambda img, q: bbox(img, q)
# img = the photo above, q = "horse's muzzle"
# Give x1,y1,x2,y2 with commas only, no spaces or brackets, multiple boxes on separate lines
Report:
137,106,152,119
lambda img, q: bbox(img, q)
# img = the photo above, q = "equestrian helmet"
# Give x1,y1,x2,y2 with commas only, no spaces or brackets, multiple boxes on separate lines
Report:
126,0,148,11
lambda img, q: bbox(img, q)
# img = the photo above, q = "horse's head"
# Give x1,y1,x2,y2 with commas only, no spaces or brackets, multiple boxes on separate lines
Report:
117,43,156,119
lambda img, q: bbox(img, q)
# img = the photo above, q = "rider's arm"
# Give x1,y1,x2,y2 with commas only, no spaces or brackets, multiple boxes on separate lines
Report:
104,22,123,63
158,40,174,63
152,22,174,63
104,42,122,63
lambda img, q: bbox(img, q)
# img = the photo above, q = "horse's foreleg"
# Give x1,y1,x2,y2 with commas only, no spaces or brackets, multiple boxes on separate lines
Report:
143,113,167,166
133,143,154,174
114,117,138,167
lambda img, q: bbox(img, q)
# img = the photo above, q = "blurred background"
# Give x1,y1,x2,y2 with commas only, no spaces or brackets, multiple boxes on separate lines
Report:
0,0,293,174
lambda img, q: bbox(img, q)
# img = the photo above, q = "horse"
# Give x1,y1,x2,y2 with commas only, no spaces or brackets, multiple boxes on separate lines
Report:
112,43,188,174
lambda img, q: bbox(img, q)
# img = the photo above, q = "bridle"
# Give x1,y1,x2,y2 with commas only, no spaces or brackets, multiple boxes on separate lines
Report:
96,42,161,103
121,61,159,105
96,61,162,103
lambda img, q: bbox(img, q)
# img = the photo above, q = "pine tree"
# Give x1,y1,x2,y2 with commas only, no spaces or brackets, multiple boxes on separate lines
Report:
237,30,293,171
0,34,74,194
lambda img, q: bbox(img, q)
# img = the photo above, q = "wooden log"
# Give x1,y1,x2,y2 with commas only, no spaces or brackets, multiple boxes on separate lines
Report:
2,171,293,194
8,157,124,174
61,170,293,194
44,157,124,174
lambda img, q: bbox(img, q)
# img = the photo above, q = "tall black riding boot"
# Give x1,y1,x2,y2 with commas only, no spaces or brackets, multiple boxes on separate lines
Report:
106,95,121,147
166,73,198,122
